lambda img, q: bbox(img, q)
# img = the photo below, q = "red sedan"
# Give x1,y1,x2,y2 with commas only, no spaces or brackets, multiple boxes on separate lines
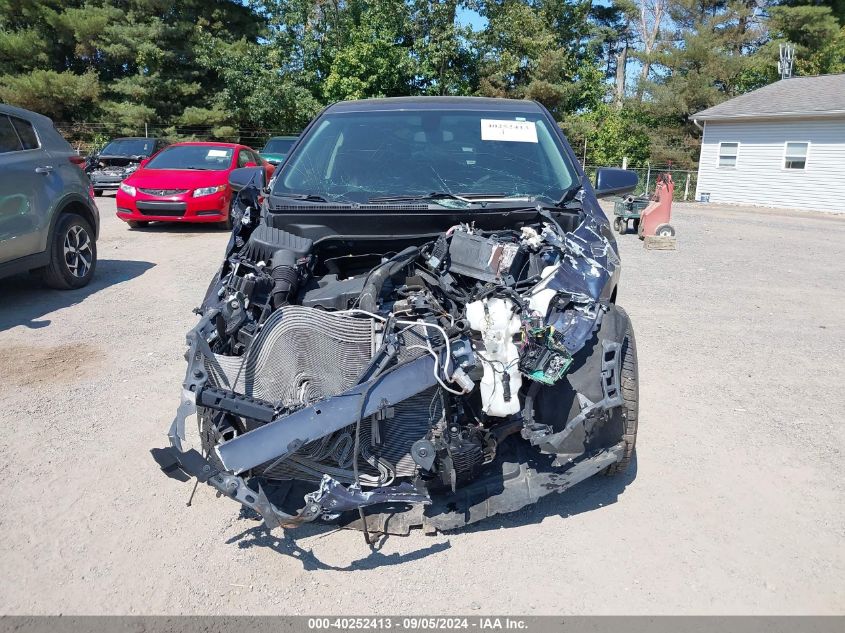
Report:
115,142,273,228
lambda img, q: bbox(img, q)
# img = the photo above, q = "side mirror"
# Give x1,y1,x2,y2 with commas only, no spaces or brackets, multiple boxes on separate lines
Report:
229,166,265,192
594,167,639,198
244,161,257,168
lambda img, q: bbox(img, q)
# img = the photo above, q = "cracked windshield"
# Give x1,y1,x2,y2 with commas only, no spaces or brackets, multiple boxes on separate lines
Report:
275,110,577,205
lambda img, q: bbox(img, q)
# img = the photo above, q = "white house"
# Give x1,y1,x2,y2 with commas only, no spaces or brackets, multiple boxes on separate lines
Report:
693,73,845,213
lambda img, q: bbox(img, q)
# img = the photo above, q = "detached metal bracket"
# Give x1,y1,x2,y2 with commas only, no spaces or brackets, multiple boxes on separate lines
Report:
159,439,430,530
306,475,430,517
600,339,624,408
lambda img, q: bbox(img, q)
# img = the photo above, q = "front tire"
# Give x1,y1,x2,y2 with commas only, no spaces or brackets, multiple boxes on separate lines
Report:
220,199,239,231
605,306,638,475
41,213,97,289
93,189,103,197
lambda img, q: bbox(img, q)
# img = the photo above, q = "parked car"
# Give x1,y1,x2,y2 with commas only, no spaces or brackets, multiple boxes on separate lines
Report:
86,137,168,196
260,135,298,165
0,104,99,289
115,142,274,229
159,97,641,534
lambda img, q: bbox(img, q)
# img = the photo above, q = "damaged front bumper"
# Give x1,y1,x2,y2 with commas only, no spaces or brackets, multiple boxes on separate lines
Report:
161,415,623,533
163,384,433,530
161,338,625,534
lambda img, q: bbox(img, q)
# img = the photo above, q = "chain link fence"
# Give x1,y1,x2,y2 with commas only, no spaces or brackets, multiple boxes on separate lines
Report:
583,164,697,201
53,123,299,156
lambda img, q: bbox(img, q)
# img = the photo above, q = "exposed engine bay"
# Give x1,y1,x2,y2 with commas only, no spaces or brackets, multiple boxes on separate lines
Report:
86,155,142,190
160,183,637,534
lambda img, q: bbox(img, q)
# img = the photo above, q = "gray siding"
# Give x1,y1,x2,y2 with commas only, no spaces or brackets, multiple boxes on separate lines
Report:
695,117,845,212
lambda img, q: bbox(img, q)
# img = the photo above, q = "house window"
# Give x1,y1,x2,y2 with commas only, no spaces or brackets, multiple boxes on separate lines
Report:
718,142,739,167
784,142,808,169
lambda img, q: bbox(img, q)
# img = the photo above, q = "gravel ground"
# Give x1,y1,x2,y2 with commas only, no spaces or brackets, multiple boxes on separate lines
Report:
0,197,843,615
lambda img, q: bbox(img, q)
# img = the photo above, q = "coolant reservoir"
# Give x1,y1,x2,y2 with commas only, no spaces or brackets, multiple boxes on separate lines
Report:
466,297,523,417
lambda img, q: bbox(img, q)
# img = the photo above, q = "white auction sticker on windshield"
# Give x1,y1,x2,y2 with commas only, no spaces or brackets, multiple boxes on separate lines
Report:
207,149,229,157
480,119,538,143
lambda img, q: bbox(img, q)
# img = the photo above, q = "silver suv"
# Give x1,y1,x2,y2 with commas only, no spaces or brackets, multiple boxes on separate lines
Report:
0,104,99,289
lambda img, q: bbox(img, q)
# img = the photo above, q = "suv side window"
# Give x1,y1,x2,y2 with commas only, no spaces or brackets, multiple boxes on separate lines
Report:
0,115,23,153
10,116,39,150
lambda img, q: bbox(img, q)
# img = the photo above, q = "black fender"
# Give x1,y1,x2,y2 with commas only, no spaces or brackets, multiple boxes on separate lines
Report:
533,304,631,458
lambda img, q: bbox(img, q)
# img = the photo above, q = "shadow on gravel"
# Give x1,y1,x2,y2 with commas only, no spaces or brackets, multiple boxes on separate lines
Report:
222,455,636,568
0,258,155,331
226,521,451,571
457,453,638,535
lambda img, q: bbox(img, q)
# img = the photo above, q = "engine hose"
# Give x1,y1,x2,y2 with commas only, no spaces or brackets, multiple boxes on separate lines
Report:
445,319,469,337
270,249,298,308
358,246,419,312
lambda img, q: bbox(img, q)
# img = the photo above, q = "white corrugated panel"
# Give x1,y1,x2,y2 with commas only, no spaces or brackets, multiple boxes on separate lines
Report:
694,117,845,212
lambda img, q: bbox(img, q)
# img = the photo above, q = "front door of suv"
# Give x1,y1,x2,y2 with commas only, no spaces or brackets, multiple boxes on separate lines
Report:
0,114,50,263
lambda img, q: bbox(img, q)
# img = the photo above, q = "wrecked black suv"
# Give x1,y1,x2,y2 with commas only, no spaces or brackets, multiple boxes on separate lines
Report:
159,97,640,535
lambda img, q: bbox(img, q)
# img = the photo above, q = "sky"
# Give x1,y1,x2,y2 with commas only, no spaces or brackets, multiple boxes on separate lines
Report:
456,6,487,30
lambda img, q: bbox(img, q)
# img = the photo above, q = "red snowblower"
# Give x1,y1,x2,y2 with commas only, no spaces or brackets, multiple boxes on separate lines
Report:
637,172,676,239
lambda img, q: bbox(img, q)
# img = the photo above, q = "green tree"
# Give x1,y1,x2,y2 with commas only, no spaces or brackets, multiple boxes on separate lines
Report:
475,0,605,117
590,0,639,105
768,5,845,76
1,0,839,168
0,0,266,132
410,0,478,95
647,0,762,118
253,0,353,105
563,104,652,166
779,0,845,24
193,35,321,134
324,0,416,100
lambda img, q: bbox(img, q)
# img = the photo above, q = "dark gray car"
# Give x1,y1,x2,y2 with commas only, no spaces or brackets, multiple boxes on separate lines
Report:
0,104,100,289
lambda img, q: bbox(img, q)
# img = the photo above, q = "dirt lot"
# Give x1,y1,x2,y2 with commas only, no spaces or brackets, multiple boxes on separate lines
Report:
0,198,843,615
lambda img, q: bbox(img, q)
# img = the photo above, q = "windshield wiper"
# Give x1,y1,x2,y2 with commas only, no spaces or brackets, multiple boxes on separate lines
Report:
369,192,475,205
369,191,561,207
275,193,332,203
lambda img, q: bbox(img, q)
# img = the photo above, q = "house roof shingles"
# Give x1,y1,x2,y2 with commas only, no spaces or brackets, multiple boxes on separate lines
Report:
693,73,845,122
